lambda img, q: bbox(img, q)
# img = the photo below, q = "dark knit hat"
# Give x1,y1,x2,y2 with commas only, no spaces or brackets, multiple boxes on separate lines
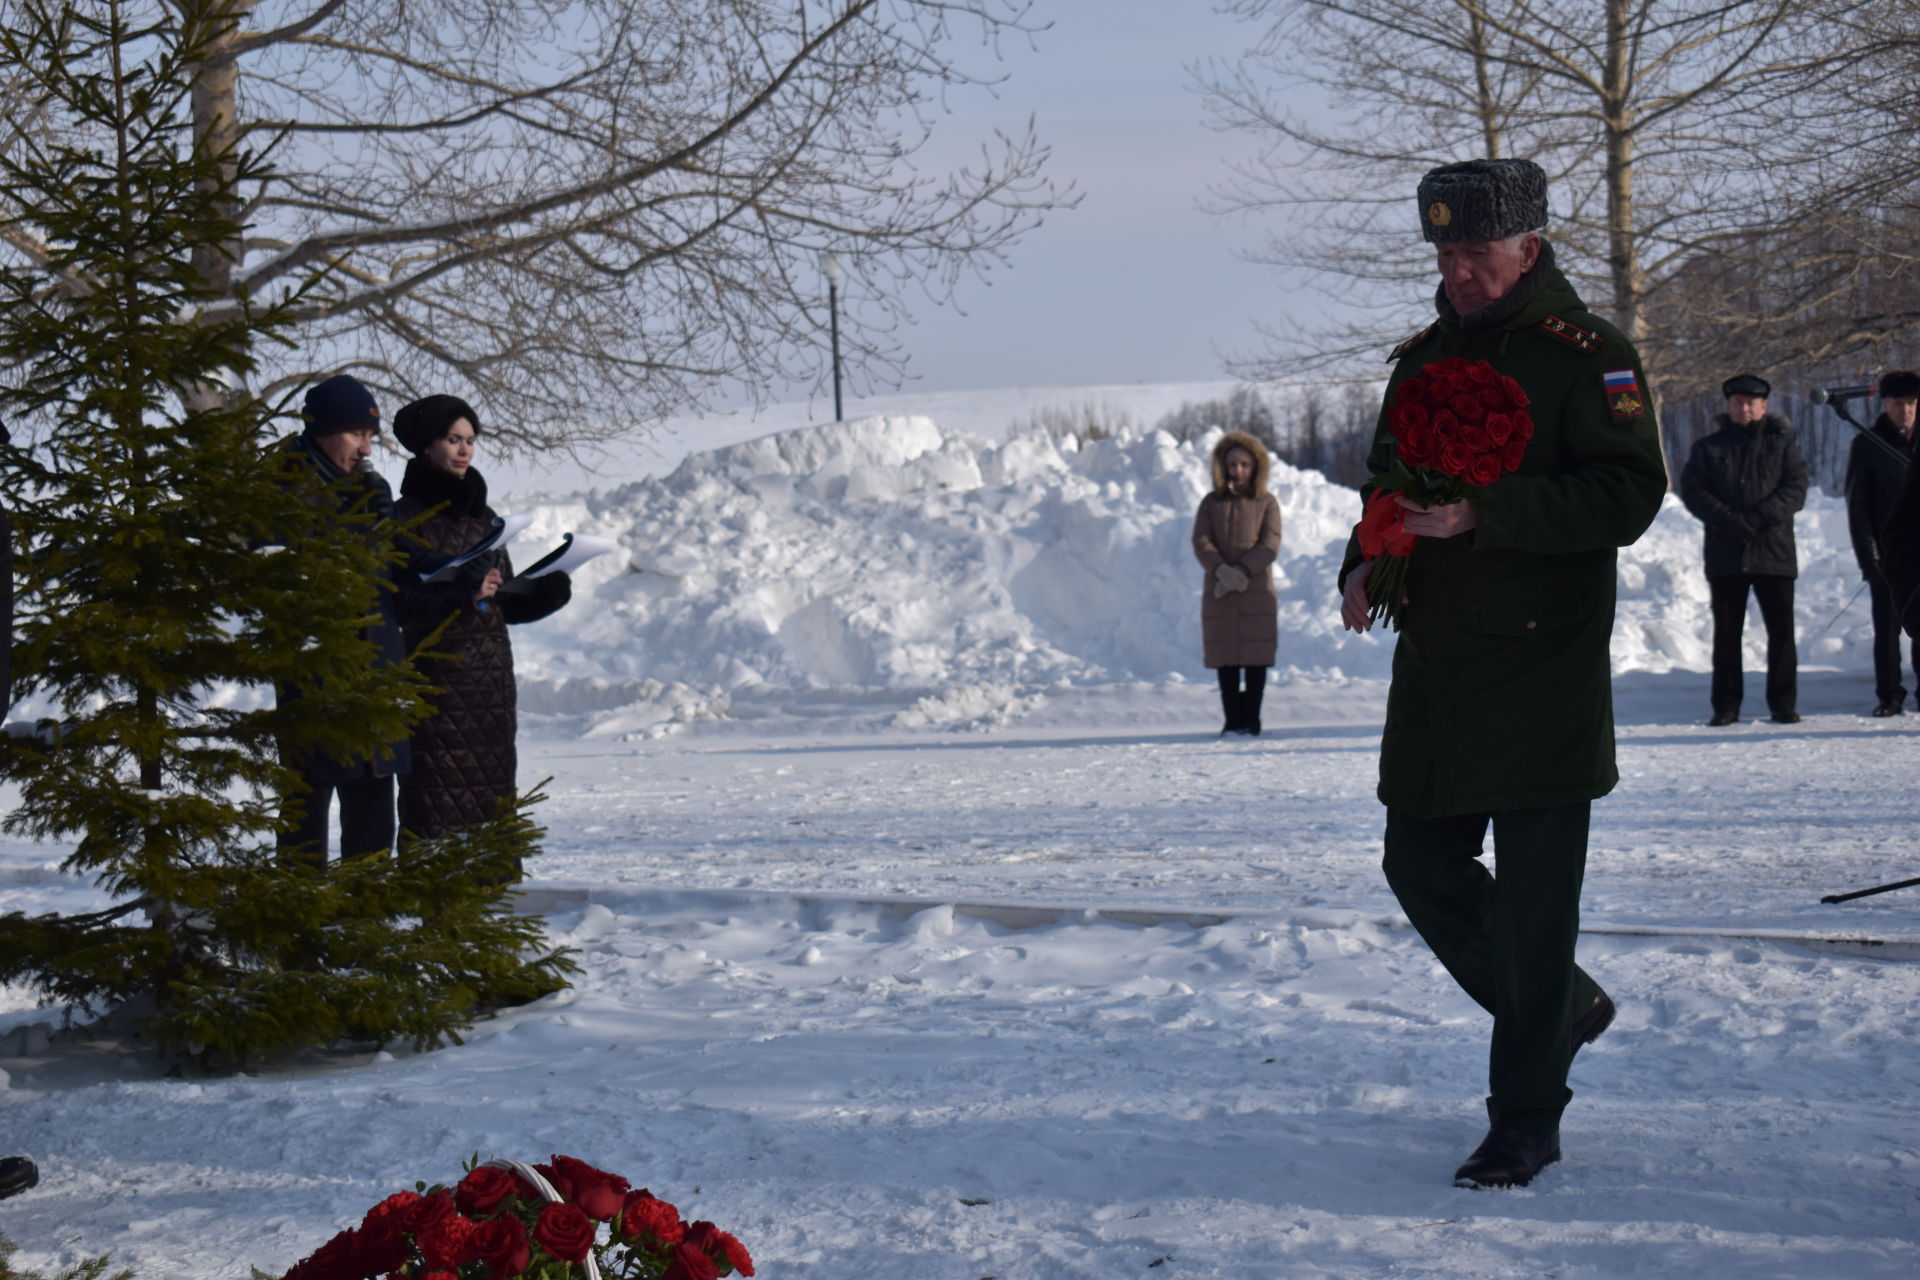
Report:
392,394,481,456
1722,374,1771,399
1417,159,1548,244
301,374,381,438
1879,370,1920,399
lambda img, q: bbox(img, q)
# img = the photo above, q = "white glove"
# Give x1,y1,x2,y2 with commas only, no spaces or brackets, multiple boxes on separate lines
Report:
1213,563,1250,597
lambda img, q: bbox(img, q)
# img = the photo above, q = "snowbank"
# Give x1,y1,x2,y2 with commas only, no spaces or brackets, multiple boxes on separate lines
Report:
507,414,1879,730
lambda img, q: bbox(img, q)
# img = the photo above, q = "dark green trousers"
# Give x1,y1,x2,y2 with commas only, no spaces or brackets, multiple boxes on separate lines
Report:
1383,802,1602,1134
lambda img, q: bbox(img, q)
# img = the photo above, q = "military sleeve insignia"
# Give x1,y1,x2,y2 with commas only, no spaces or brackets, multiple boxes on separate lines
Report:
1603,369,1644,421
1538,313,1603,352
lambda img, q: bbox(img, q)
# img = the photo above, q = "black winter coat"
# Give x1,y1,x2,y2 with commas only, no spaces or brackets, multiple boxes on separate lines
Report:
279,432,412,786
393,459,569,839
1678,413,1808,578
1843,414,1912,581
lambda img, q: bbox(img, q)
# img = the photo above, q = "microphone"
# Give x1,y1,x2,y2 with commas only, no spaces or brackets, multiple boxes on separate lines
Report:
1811,384,1875,404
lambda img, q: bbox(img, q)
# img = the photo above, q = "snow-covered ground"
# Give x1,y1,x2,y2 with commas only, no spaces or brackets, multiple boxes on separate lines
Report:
2,395,1917,1278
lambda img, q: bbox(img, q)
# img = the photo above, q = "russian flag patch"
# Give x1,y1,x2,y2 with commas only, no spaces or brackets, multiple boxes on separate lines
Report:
1603,369,1644,421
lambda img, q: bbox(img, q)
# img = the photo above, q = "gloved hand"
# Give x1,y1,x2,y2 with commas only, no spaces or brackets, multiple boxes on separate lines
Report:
1214,563,1250,597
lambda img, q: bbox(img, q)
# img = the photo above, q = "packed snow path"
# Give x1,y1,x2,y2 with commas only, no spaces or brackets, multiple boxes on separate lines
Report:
3,678,1917,1279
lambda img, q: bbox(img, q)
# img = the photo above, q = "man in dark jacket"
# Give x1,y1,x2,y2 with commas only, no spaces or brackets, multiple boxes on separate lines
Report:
278,373,410,865
1337,159,1667,1189
1678,376,1808,725
1844,371,1918,715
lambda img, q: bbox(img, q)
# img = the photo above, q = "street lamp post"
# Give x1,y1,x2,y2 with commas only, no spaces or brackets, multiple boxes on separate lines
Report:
820,251,843,422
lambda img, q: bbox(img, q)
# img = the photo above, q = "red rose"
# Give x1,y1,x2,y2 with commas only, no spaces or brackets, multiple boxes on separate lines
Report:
1450,392,1486,424
351,1220,410,1277
1388,401,1429,436
1513,411,1535,441
1398,423,1436,467
1501,374,1530,408
685,1222,755,1277
1466,360,1497,386
455,1166,526,1218
422,1273,459,1280
662,1242,720,1280
1429,409,1461,442
418,1214,482,1271
1437,442,1471,476
621,1190,687,1245
1500,439,1526,470
533,1201,597,1264
537,1155,631,1221
1465,453,1502,487
473,1215,532,1279
1483,413,1514,447
1457,422,1490,453
283,1228,361,1280
400,1191,458,1237
361,1191,421,1232
1395,375,1429,406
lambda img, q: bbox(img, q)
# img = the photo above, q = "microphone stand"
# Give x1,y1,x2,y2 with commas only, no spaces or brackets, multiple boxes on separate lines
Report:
1816,392,1911,469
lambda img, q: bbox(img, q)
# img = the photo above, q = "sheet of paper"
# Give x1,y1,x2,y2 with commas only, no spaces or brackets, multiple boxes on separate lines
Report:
518,533,617,579
417,511,536,583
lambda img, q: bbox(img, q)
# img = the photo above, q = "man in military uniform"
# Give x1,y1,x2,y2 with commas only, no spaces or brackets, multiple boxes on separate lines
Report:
1678,375,1808,725
1337,159,1667,1188
1844,370,1918,716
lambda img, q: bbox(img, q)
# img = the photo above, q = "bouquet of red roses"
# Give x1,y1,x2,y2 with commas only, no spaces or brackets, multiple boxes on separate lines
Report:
1358,356,1534,627
277,1155,753,1280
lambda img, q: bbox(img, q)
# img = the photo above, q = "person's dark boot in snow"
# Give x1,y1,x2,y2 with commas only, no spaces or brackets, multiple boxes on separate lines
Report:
0,1156,37,1199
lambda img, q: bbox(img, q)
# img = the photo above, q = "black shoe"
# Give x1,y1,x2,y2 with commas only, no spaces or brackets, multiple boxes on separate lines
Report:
0,1156,37,1200
1769,711,1801,724
1454,1126,1561,1189
1571,989,1615,1058
1708,711,1738,726
1873,700,1904,717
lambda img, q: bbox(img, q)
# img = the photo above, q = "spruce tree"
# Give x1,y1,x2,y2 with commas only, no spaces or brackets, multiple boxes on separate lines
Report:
0,0,574,1066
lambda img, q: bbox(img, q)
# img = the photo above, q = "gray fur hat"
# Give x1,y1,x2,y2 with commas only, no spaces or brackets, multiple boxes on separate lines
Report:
1417,159,1548,244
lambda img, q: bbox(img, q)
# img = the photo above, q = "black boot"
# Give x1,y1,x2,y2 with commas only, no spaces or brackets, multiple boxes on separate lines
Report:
0,1156,37,1200
1243,667,1267,737
1571,988,1615,1058
1454,1126,1560,1189
1217,669,1245,735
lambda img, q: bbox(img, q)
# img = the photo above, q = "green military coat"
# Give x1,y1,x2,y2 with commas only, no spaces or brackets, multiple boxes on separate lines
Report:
1340,260,1667,817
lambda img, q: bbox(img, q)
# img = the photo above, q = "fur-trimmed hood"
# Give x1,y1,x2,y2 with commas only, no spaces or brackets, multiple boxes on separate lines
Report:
1210,430,1271,498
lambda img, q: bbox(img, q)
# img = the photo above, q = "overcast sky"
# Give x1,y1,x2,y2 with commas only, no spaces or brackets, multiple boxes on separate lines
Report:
822,0,1286,401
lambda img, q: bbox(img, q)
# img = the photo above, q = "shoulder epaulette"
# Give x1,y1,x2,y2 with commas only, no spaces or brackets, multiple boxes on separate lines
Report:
1387,323,1437,364
1537,313,1603,353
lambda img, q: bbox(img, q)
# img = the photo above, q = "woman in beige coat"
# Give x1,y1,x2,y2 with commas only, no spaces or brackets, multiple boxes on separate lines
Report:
1192,430,1283,735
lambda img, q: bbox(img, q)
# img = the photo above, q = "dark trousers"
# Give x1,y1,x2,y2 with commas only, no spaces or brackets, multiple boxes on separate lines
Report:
1383,803,1602,1133
1867,577,1920,707
1216,665,1267,731
1708,573,1796,717
279,772,396,868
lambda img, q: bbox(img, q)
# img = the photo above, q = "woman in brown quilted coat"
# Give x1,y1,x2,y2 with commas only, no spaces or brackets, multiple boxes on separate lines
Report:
1191,430,1282,735
392,395,572,845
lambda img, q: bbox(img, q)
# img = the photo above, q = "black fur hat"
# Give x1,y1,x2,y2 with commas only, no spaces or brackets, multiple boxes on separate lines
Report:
1722,374,1771,399
1417,159,1548,244
1879,370,1920,400
392,394,481,455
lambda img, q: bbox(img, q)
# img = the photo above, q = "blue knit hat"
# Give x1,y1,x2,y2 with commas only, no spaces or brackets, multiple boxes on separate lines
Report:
301,374,381,438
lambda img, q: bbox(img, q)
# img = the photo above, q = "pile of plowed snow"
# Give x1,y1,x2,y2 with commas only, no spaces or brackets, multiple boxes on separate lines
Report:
505,415,1878,732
